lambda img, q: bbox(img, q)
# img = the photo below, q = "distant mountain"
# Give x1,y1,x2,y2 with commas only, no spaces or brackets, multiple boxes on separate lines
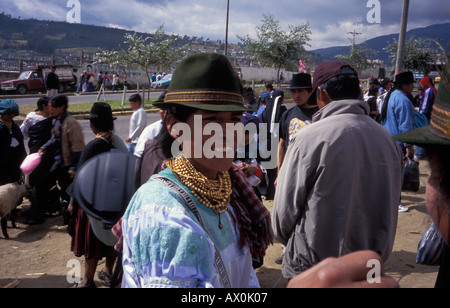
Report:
1,12,448,66
0,13,187,54
310,23,450,65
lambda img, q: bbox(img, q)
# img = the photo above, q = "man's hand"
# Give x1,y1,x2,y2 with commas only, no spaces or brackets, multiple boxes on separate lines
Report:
287,250,399,288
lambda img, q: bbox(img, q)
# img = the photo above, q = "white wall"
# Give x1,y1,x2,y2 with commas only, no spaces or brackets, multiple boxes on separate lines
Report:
239,67,297,83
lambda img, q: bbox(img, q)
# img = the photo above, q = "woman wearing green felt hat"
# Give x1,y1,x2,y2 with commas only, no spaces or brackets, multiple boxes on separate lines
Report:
120,53,272,288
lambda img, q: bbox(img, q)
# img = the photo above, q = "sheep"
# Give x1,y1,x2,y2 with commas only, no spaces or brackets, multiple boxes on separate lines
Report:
0,183,30,239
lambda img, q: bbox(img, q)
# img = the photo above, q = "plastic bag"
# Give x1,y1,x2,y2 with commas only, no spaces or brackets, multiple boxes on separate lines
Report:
416,223,446,265
20,153,42,175
402,156,420,192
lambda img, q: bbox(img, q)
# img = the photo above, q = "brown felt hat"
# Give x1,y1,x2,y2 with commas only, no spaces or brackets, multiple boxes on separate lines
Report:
312,60,358,90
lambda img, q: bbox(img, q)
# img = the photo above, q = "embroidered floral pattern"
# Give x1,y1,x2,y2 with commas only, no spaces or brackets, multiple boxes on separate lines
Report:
143,277,198,288
132,226,211,276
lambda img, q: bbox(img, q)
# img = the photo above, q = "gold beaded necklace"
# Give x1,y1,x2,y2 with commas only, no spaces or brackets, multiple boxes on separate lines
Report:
167,155,232,220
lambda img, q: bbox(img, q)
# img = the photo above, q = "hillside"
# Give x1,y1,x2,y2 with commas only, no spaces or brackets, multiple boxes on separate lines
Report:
0,13,161,53
0,12,448,65
311,23,450,64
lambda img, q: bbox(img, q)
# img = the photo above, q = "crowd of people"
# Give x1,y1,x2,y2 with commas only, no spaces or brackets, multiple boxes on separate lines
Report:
74,71,169,95
0,51,448,288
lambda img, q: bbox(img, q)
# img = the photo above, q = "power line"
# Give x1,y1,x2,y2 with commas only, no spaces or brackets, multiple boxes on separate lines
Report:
348,30,362,45
204,0,222,40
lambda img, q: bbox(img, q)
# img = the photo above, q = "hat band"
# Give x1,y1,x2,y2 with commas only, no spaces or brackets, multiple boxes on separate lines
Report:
165,90,244,105
430,101,450,140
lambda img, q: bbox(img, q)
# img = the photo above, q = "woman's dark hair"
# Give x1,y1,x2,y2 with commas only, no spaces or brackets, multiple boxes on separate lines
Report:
90,117,114,133
50,94,68,110
319,74,361,101
36,96,49,112
151,105,197,159
307,89,317,106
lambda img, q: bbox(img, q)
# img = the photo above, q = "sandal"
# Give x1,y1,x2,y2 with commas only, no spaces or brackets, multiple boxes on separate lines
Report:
97,270,112,287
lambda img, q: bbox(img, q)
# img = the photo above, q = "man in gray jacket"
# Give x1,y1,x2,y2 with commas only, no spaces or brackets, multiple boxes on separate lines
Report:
272,60,403,279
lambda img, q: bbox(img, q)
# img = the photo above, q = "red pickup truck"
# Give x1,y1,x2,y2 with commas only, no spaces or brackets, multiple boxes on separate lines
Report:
1,65,77,95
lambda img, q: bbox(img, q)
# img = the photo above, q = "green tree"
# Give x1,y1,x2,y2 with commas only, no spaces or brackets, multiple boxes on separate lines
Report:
96,25,187,96
237,14,311,85
384,37,438,74
336,40,378,73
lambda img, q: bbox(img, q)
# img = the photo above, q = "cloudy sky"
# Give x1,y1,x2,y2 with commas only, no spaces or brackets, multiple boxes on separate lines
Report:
3,0,450,49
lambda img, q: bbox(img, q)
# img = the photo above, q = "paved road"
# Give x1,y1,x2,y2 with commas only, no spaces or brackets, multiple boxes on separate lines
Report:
9,91,163,106
80,111,162,143
7,90,163,147
15,91,293,150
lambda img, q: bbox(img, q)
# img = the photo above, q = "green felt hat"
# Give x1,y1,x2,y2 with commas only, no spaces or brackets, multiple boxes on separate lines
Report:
153,53,250,112
394,56,450,147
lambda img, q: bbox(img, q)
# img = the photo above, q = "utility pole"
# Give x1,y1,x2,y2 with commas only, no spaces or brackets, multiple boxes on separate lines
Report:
347,30,362,46
395,0,410,75
224,0,230,57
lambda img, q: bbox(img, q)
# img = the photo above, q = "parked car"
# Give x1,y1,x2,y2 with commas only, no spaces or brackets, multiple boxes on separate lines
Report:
151,74,172,89
1,65,77,95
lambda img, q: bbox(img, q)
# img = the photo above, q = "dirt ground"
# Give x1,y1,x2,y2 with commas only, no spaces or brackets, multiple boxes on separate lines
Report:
0,160,439,288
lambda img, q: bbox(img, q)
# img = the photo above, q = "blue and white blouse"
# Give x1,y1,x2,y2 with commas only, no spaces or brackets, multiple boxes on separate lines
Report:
121,168,260,288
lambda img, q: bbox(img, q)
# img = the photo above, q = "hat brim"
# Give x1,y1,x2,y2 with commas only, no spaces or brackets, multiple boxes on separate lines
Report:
87,214,118,247
393,126,450,147
152,101,252,112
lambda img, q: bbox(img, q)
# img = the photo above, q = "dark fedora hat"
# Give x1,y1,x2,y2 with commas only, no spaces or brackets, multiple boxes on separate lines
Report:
86,102,117,132
153,53,250,112
394,59,450,147
394,71,415,85
290,73,312,90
